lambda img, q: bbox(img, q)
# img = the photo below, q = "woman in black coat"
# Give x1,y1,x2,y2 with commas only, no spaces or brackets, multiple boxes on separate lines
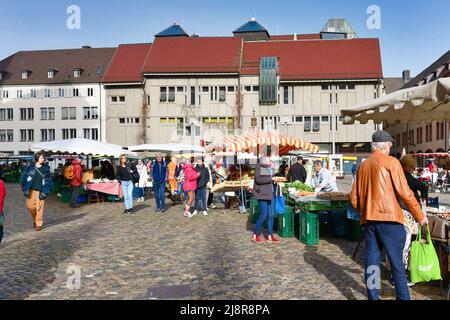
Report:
252,156,280,244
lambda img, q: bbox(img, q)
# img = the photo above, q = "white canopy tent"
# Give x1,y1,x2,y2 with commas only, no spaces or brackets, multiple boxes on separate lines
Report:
128,143,205,154
30,138,135,158
341,78,450,124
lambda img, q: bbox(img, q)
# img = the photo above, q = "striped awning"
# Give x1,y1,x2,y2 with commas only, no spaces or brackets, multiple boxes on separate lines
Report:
206,130,320,155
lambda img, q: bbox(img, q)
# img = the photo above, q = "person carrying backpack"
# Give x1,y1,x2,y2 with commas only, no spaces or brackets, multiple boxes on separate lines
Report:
21,152,53,231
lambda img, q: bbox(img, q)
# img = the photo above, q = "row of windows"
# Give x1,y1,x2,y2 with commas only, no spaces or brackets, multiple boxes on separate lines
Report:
0,107,98,121
0,128,98,142
261,115,344,132
0,87,95,99
119,117,140,124
395,122,446,146
9,68,84,80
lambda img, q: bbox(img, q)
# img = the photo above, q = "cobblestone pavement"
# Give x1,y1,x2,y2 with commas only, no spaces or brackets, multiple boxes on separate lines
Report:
0,179,444,300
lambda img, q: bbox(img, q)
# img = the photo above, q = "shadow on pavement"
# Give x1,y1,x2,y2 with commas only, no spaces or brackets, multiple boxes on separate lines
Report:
303,245,367,300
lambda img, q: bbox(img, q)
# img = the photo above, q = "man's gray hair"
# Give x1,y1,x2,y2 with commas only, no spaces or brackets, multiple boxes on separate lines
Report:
313,160,323,167
371,141,393,152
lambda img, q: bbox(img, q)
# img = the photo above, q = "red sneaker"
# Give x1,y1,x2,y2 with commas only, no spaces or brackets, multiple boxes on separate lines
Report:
251,234,264,244
266,235,281,244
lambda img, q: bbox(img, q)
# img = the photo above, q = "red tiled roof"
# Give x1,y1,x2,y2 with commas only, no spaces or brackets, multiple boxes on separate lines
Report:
142,37,242,74
269,34,321,41
242,38,383,80
103,43,152,83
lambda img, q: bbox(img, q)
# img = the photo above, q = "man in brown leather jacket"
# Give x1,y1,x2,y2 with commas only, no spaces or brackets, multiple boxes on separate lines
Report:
351,130,428,300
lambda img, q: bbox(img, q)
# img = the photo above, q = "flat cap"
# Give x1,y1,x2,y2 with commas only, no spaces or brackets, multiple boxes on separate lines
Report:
372,130,394,143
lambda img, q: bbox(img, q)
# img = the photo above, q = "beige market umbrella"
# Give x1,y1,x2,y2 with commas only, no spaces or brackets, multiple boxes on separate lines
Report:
341,78,450,124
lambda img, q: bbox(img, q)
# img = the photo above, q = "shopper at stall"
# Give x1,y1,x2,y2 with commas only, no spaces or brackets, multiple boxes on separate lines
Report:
182,160,199,217
152,153,168,213
21,152,53,231
351,130,428,300
400,155,428,206
277,160,288,178
168,156,178,196
117,154,135,215
252,156,281,244
193,158,211,217
69,157,83,208
287,156,307,183
136,159,148,203
0,177,5,243
311,160,338,193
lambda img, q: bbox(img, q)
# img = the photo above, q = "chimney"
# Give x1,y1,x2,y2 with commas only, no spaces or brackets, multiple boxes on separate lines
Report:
402,69,411,82
294,33,297,40
82,45,92,49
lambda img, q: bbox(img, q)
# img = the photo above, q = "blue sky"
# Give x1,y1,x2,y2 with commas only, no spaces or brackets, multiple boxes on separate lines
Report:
1,0,449,77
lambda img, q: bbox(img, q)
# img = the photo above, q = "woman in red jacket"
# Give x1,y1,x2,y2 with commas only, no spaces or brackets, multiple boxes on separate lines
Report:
182,160,199,217
0,177,5,243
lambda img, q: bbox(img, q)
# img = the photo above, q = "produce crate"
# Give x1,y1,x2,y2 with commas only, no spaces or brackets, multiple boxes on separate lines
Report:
297,200,347,212
346,219,362,242
331,209,348,237
248,198,260,223
299,210,320,245
277,206,295,238
60,191,72,203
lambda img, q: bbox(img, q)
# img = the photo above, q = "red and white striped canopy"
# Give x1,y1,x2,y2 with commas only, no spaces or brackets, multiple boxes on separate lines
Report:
206,130,320,155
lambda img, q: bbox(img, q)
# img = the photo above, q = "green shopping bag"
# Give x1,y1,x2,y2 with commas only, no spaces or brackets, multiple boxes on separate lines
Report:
409,225,442,284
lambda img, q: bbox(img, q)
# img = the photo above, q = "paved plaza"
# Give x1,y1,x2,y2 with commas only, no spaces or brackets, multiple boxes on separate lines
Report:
0,177,444,300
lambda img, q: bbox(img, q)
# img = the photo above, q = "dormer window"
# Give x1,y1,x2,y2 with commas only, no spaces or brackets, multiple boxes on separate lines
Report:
22,70,29,79
73,68,82,78
0,71,3,80
48,68,57,79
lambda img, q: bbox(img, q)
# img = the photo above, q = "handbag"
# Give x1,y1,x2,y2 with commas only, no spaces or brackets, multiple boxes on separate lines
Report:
274,184,286,215
409,225,442,284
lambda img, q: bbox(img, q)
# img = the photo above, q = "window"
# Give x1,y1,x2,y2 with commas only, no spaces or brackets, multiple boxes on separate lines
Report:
283,86,289,104
83,107,90,120
91,128,98,141
321,85,330,91
31,89,37,98
111,96,118,103
219,87,226,102
338,84,346,91
168,87,175,102
21,71,28,79
294,116,303,123
0,109,4,121
0,72,2,80
20,129,27,142
202,86,209,92
2,90,8,98
20,108,26,120
44,89,51,98
70,129,76,138
48,70,54,79
259,56,278,105
190,87,196,105
347,84,355,90
73,89,79,97
253,86,259,92
83,128,90,139
160,87,167,102
41,108,48,120
195,126,201,137
87,88,94,96
245,86,251,92
48,108,55,120
6,129,13,142
313,117,320,132
177,118,184,136
416,127,421,144
27,108,34,120
304,117,311,132
41,129,48,141
135,118,140,124
177,87,184,92
440,122,445,140
185,125,192,136
7,108,13,121
73,69,81,78
227,86,235,92
48,129,55,141
62,107,76,120
321,116,329,122
119,118,125,124
0,130,6,142
59,88,65,97
27,129,34,142
17,90,22,98
62,129,69,140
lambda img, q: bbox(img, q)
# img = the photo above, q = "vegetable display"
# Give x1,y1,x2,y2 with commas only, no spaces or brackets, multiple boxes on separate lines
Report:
282,181,314,194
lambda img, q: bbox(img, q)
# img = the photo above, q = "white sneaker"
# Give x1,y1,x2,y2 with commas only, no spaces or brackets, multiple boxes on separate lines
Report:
210,204,216,209
203,211,208,216
141,197,145,202
192,210,198,216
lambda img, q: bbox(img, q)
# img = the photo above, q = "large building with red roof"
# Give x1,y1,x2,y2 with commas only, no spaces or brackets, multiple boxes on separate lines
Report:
102,19,383,157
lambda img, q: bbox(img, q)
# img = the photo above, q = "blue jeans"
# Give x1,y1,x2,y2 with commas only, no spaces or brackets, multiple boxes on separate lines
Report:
154,182,166,210
138,187,144,198
195,187,207,211
121,180,134,210
365,221,410,300
255,200,274,236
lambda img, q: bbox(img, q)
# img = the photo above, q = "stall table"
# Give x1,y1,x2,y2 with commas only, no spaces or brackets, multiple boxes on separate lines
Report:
85,181,123,202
